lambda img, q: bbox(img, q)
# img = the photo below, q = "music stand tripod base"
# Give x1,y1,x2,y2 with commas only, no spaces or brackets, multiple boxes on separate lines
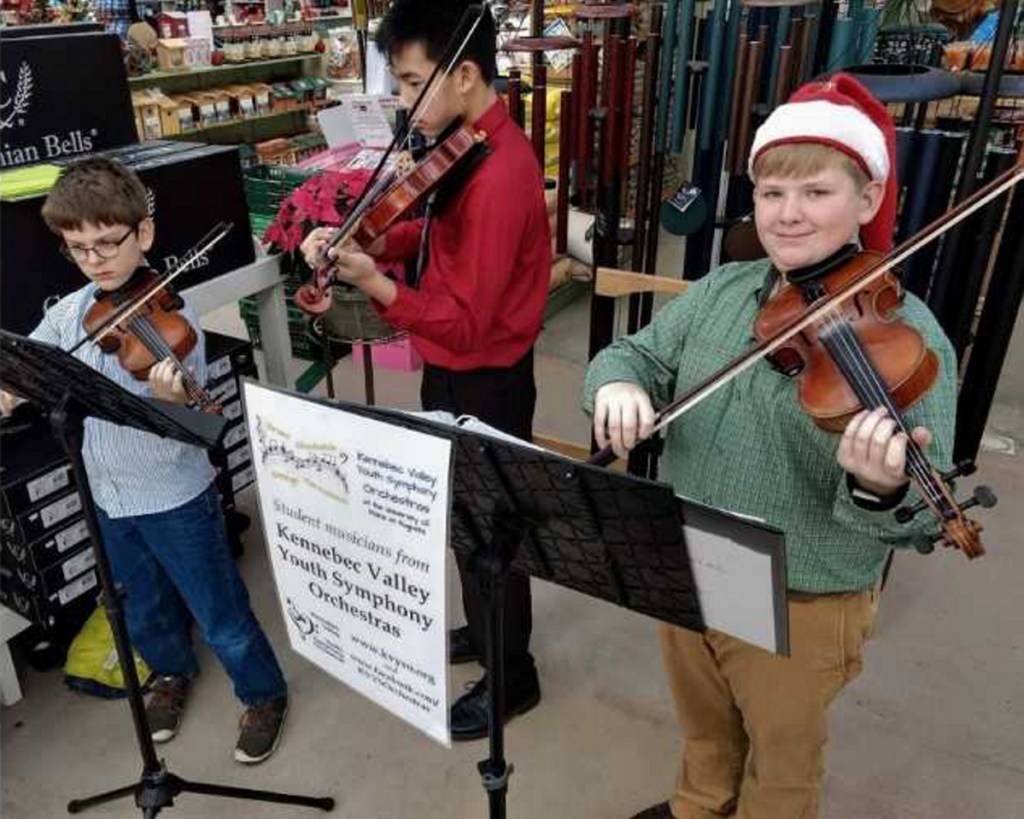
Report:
0,331,334,818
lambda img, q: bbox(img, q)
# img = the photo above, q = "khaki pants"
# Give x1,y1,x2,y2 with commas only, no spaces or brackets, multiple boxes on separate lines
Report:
662,591,877,819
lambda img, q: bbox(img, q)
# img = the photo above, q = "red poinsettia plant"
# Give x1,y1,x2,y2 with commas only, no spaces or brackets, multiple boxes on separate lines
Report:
262,168,374,279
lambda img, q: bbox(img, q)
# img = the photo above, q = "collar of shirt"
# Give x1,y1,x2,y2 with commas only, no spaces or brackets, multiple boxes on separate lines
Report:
471,98,512,144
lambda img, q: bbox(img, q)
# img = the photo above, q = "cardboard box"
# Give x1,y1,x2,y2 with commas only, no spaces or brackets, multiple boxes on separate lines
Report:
192,92,219,127
250,83,275,115
1,516,90,574
170,95,198,132
156,11,189,39
132,91,164,140
3,543,96,601
0,565,99,630
156,38,189,71
1,419,72,516
225,84,256,119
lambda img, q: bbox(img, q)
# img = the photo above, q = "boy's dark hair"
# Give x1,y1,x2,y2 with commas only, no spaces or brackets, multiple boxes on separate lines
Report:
375,0,496,84
41,157,150,233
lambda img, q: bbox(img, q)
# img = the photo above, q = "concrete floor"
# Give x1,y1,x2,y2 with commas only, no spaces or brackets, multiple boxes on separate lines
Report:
3,290,1023,819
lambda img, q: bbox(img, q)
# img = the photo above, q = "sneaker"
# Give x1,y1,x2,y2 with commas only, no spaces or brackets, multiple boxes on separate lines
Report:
146,674,191,743
234,696,288,764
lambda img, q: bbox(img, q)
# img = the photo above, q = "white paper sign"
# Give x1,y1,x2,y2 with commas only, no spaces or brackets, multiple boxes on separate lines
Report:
244,383,452,745
684,522,780,654
318,95,395,149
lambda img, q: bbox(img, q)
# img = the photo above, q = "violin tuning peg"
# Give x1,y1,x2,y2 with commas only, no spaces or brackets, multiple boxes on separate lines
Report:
941,459,977,483
913,533,936,555
895,498,928,524
961,485,998,511
970,487,995,511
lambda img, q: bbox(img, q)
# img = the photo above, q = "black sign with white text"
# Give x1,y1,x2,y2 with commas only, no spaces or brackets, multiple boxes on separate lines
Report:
0,28,137,168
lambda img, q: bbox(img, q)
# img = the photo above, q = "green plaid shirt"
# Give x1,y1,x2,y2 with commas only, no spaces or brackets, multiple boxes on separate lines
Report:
582,259,957,593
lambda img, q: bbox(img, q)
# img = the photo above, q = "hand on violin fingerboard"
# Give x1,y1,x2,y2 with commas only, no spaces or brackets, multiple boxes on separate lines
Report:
593,382,656,459
149,358,190,405
837,407,934,498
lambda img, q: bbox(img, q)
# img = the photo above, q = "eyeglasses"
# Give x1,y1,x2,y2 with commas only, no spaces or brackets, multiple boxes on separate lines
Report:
61,227,137,263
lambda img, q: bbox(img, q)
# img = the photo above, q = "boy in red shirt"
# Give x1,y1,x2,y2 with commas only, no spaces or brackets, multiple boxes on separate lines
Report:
301,0,550,741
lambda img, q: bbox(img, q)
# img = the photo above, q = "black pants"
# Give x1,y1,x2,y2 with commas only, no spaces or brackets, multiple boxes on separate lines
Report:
420,350,537,688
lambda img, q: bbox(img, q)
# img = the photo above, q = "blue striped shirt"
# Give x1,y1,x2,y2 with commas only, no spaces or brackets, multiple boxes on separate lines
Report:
29,282,216,519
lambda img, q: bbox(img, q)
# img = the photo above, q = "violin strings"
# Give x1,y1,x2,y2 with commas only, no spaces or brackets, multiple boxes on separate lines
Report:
818,309,940,504
817,306,948,513
125,314,210,407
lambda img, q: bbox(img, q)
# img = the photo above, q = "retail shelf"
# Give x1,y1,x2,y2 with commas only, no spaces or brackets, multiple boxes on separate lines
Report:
129,54,321,89
163,106,312,143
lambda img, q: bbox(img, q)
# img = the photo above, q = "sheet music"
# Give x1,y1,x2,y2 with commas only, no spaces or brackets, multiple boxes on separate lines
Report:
683,515,780,654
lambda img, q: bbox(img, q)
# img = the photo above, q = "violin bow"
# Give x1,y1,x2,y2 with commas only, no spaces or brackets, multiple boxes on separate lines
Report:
590,161,1024,466
317,2,493,263
69,221,234,355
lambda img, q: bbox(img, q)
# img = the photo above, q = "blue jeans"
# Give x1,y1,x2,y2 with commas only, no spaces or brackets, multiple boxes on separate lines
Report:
96,484,287,707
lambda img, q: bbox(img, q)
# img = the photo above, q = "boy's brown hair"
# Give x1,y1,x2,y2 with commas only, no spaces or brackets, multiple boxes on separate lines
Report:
41,157,150,233
752,143,870,190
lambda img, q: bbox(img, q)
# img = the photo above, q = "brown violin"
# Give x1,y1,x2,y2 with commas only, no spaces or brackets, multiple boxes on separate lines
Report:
82,268,220,414
752,245,993,558
294,123,487,316
69,223,233,415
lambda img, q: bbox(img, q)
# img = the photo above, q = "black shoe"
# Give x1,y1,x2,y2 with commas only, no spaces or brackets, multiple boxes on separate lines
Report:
450,674,540,742
234,696,288,764
449,626,481,665
629,803,674,819
146,674,191,744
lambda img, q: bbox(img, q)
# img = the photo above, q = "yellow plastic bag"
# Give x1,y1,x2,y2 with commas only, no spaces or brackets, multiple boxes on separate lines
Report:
64,606,152,699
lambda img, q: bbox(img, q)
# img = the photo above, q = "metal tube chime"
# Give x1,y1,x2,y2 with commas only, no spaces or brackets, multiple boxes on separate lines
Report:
556,90,573,255
507,67,523,128
630,3,663,275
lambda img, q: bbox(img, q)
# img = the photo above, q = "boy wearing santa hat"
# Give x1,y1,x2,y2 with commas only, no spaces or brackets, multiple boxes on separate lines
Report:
583,74,957,818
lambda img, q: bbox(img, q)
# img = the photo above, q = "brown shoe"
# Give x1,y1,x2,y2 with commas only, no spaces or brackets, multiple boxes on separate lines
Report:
630,803,674,819
234,696,288,764
146,674,191,743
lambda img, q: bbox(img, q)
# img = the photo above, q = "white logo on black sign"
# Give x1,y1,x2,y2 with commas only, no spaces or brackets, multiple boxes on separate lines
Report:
0,62,33,131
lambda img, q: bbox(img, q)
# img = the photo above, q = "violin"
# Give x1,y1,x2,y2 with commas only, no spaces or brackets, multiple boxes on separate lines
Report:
82,268,221,414
752,245,993,558
294,123,488,315
589,160,1024,557
69,222,233,415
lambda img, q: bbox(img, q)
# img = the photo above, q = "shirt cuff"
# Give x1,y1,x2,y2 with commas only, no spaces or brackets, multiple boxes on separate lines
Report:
845,473,910,512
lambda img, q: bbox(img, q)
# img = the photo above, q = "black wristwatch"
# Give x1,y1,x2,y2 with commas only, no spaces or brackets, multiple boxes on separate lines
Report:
846,473,909,512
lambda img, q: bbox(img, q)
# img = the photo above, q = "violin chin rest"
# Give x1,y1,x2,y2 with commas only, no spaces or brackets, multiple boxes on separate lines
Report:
295,284,332,315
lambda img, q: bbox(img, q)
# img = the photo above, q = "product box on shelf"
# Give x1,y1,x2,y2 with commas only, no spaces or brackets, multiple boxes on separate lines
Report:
1,418,72,517
0,564,99,630
156,10,190,39
2,515,90,575
2,543,96,602
157,38,190,71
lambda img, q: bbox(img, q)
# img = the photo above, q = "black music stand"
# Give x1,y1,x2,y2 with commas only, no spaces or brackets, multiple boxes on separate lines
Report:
318,400,788,819
0,331,334,818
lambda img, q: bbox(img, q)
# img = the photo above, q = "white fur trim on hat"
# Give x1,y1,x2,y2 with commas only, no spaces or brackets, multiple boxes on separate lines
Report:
748,99,889,181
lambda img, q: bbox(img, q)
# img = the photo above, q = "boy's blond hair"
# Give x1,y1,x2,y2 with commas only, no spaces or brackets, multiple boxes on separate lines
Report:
751,143,870,190
41,157,149,234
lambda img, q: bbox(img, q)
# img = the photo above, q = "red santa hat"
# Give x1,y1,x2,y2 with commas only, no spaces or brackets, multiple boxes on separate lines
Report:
748,72,898,254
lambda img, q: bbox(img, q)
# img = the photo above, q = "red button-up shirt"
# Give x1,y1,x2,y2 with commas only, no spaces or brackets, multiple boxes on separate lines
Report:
375,99,551,371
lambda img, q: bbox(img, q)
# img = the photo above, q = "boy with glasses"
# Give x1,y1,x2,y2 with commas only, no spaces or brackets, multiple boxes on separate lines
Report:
0,157,289,764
